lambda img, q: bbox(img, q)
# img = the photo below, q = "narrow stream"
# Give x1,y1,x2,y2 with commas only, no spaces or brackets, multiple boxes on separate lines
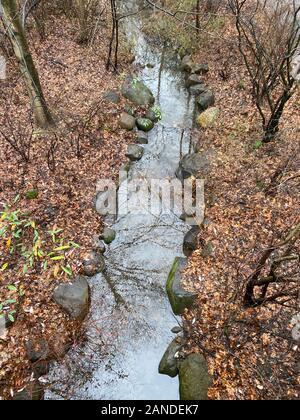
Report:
47,2,196,400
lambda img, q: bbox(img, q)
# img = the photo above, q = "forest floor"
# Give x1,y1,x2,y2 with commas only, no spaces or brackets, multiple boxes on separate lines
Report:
0,14,134,399
180,16,300,400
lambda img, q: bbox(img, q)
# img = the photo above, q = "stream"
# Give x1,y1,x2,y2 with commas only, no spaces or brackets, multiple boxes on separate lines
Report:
46,1,196,400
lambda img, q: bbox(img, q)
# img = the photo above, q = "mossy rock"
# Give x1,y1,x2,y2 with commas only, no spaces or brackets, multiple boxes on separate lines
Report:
121,76,155,107
100,227,116,245
159,338,182,378
197,107,220,128
179,353,212,400
166,258,197,315
136,118,154,132
25,190,39,200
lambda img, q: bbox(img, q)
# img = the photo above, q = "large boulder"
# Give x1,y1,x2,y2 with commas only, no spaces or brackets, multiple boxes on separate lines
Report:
166,258,198,315
136,118,154,132
53,277,90,321
126,144,144,161
119,112,136,131
196,91,215,112
197,107,219,128
159,338,182,378
121,77,155,107
183,226,201,257
176,152,210,181
179,353,212,400
83,251,106,277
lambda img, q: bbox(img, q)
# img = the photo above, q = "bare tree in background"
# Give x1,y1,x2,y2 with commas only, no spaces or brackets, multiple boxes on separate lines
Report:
229,0,300,142
0,0,54,129
106,0,119,71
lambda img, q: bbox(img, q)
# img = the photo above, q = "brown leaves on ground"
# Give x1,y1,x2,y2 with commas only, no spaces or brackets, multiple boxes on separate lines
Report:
182,13,300,400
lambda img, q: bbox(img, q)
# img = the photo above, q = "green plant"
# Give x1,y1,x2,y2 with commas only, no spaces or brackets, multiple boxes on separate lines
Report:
0,203,80,325
0,284,24,323
0,204,80,278
151,106,162,122
253,140,263,150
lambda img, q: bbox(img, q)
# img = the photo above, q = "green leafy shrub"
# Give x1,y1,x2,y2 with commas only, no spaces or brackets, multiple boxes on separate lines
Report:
0,203,80,324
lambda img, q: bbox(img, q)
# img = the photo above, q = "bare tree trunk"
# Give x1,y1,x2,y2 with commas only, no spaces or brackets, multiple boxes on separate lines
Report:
106,0,119,72
263,90,293,142
196,0,200,33
1,0,54,129
75,0,89,44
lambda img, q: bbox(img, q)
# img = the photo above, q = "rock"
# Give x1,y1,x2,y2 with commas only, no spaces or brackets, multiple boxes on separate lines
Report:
97,240,106,254
159,339,182,378
126,144,144,162
136,132,148,144
92,235,106,254
121,76,155,107
183,226,201,257
12,381,44,400
197,107,219,128
189,84,208,96
103,90,121,104
83,251,106,276
201,241,214,258
53,276,90,321
25,338,51,378
179,353,212,400
100,227,116,245
166,258,198,315
33,361,50,378
124,104,135,117
192,63,209,75
185,74,203,88
25,338,50,363
181,55,194,72
25,190,39,200
145,108,159,123
176,152,210,181
136,118,154,132
119,112,136,131
196,91,215,112
171,326,182,334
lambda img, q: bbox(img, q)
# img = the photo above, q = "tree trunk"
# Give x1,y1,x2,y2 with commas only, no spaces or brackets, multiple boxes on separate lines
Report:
263,90,292,143
76,0,89,44
1,0,54,129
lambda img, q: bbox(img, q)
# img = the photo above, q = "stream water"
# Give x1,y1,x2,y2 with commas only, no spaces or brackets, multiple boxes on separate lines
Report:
46,1,196,400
